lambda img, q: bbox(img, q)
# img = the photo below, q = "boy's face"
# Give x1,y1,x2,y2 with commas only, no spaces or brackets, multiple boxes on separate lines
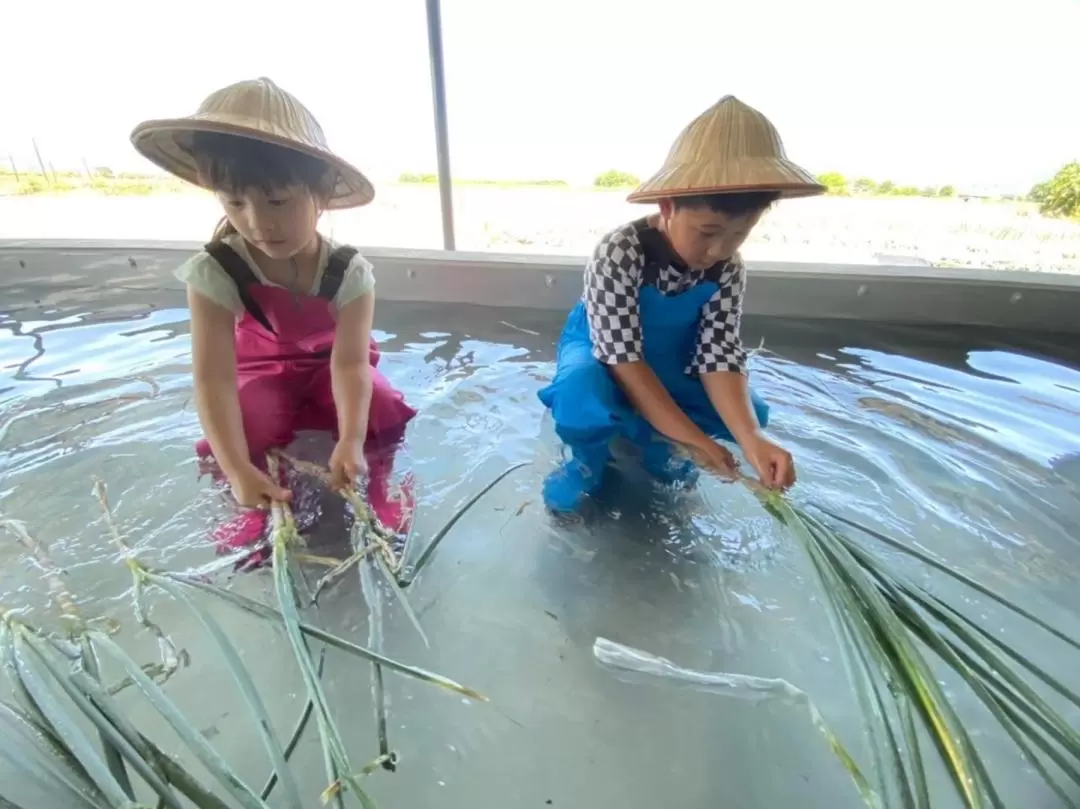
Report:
658,199,765,270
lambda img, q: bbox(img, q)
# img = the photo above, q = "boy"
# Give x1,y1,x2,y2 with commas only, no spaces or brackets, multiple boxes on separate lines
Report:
538,95,825,513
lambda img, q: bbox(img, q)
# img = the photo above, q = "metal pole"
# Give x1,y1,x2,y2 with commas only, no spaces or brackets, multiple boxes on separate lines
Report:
425,0,456,250
32,138,50,185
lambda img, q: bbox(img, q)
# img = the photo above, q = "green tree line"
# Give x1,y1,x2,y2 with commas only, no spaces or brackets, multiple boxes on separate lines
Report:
1030,162,1080,220
397,172,568,188
7,161,1077,218
0,166,188,196
816,172,956,199
396,170,644,189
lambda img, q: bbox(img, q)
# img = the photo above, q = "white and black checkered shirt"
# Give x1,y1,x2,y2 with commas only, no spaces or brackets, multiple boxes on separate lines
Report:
584,219,748,375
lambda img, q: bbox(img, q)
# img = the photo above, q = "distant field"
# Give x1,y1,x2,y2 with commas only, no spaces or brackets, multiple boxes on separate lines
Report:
0,169,190,197
1,184,1078,274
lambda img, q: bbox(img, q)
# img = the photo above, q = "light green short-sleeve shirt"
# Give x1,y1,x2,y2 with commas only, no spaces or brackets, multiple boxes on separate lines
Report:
174,233,375,316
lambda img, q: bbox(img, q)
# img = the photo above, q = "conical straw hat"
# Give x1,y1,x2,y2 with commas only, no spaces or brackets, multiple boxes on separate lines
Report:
130,77,374,209
627,95,824,203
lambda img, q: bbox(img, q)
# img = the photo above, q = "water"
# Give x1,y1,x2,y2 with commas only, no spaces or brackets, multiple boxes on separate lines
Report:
1,266,1079,808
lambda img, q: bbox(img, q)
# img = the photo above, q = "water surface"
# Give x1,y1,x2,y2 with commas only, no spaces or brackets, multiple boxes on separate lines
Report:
1,270,1078,808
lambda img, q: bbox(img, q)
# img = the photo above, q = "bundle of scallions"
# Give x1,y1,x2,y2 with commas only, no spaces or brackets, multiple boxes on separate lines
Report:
3,447,1076,808
0,456,519,809
761,481,1080,808
599,464,1080,808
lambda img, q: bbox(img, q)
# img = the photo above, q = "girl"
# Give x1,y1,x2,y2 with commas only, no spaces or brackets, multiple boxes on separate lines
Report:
131,77,417,560
539,95,824,513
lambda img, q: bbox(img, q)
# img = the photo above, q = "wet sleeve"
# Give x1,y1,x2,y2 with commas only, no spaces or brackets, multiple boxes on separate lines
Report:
692,258,748,375
332,253,376,312
584,229,645,365
173,252,244,315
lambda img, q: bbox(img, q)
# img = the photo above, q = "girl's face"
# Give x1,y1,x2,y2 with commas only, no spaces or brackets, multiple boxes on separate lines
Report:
217,184,321,260
657,199,764,270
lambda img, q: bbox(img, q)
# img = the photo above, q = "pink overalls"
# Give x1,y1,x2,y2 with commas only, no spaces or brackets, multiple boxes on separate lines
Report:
195,241,417,562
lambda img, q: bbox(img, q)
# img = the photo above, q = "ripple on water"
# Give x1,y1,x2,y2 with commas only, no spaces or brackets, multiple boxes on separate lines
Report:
0,294,1078,808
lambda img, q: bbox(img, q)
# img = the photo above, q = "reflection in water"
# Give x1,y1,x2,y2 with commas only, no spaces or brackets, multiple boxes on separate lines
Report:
0,284,1078,809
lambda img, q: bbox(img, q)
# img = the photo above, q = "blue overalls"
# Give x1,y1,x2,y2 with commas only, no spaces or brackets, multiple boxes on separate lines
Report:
537,260,770,513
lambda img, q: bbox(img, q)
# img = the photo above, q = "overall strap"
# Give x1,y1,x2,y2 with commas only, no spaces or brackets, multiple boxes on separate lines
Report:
635,223,670,288
204,242,277,334
317,246,360,301
703,258,735,284
634,222,732,287
641,260,663,287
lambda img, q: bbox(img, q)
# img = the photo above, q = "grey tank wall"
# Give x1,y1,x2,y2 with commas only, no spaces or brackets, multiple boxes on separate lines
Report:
1,240,1078,335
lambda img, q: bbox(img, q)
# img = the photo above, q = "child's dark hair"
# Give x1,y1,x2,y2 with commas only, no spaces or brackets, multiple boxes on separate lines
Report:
192,131,338,240
672,190,780,217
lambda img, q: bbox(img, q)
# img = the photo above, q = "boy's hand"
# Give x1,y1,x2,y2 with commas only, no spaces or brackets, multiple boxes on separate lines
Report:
690,441,739,479
742,435,796,490
329,437,368,490
230,463,292,508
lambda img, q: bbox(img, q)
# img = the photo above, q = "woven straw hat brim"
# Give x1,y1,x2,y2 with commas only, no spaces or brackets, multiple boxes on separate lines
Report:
627,94,826,204
628,156,825,203
131,115,374,210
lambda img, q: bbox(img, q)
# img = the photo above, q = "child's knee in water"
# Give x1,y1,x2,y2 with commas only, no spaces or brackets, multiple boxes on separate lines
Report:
636,431,699,487
751,391,771,430
542,437,612,513
543,459,597,513
558,348,615,393
543,350,623,434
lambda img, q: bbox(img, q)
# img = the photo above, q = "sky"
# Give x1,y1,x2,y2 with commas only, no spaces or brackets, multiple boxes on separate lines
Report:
3,0,1077,195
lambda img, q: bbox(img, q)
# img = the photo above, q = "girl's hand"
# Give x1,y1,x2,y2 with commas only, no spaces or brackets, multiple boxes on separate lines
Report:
230,463,292,508
329,437,368,490
742,435,796,491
